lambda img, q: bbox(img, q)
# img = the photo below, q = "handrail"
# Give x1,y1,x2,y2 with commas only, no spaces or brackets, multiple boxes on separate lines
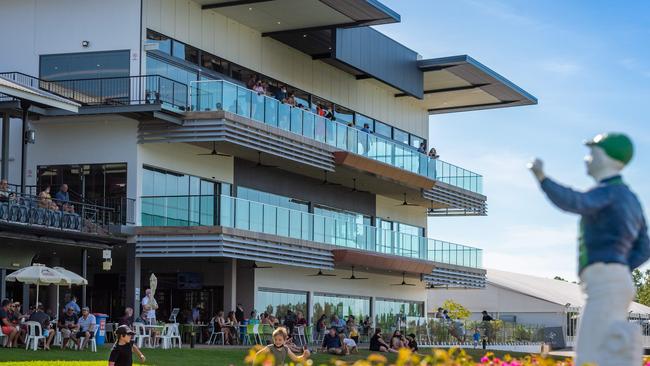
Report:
140,194,483,268
189,79,483,194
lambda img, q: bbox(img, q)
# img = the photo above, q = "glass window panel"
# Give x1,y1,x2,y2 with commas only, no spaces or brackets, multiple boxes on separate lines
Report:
278,103,291,131
334,105,354,125
236,86,252,117
256,289,307,319
146,30,171,54
374,121,391,139
393,129,409,145
290,107,303,135
40,50,130,81
265,97,278,127
201,53,229,75
355,114,373,130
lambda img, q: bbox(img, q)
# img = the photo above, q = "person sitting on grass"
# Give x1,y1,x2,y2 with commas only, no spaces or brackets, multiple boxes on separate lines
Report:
340,333,358,354
390,330,408,351
369,328,395,353
256,327,310,366
109,325,146,366
320,326,346,355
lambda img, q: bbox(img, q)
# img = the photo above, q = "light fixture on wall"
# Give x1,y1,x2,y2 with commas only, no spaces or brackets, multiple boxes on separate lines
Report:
81,40,90,48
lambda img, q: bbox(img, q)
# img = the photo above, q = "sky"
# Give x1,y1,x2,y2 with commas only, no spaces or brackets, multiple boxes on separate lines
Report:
375,0,650,281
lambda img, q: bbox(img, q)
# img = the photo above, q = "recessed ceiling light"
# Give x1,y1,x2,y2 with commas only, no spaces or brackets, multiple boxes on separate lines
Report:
248,7,252,10
303,34,307,38
277,21,281,25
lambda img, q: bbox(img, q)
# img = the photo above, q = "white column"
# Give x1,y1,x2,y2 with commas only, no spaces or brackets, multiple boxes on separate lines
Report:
223,259,237,311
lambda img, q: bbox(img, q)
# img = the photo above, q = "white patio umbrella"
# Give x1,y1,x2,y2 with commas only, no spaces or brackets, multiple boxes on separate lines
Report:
5,264,69,308
53,267,88,318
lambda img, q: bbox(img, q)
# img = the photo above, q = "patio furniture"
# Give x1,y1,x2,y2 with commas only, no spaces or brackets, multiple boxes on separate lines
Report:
25,321,45,351
295,326,307,347
260,324,274,344
157,323,182,349
208,327,224,345
78,326,99,352
133,322,151,348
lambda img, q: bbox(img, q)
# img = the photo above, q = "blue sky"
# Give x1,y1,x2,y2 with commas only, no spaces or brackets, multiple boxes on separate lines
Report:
376,0,650,280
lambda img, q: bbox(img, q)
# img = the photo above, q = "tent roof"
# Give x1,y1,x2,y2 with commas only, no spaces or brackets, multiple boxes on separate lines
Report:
487,268,650,314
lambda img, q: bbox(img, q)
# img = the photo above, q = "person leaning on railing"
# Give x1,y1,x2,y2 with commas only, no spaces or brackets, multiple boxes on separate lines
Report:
54,184,74,213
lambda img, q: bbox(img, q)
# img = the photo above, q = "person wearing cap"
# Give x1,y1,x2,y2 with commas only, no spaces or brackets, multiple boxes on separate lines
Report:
73,307,96,350
529,132,649,366
109,325,146,366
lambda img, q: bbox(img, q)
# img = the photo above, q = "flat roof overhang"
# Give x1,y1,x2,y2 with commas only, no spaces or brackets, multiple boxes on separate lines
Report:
199,0,399,33
401,55,537,114
0,76,80,113
332,249,434,275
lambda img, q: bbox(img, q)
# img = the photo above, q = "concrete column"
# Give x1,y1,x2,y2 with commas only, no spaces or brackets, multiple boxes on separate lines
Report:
236,261,255,316
307,291,314,324
48,257,61,316
126,242,141,318
22,284,29,313
0,268,6,301
370,296,377,329
81,249,88,308
223,258,237,311
1,113,9,180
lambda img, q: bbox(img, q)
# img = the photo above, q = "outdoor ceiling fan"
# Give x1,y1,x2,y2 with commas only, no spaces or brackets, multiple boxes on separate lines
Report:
256,151,278,168
341,266,368,280
396,193,419,207
321,170,341,186
250,262,272,269
391,272,416,286
349,178,370,194
196,142,231,157
307,269,336,277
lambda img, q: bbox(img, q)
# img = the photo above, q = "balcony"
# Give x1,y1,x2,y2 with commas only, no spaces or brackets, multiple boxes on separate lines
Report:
0,189,128,245
140,194,483,269
188,80,483,194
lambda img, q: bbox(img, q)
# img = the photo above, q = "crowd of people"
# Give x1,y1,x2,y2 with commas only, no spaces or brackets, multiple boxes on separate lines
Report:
0,180,75,214
0,295,95,350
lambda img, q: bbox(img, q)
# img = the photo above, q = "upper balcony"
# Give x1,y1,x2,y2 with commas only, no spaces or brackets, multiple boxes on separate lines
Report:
138,193,485,287
187,79,483,195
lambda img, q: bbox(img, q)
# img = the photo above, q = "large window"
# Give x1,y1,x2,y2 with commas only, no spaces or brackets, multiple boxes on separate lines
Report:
141,166,228,226
256,288,307,319
375,298,424,331
40,50,129,81
313,293,370,322
237,187,308,212
37,163,127,204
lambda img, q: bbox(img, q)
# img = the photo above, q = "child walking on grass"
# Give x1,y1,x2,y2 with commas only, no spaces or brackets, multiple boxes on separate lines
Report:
109,325,146,366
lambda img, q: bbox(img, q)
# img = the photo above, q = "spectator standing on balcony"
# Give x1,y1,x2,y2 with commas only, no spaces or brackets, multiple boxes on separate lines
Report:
246,76,257,90
418,142,427,154
253,80,265,94
285,92,296,106
361,123,372,134
324,105,334,120
275,85,287,102
428,147,439,159
55,184,74,212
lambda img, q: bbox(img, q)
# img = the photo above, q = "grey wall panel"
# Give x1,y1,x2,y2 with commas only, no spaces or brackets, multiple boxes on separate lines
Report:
335,27,423,98
234,158,375,217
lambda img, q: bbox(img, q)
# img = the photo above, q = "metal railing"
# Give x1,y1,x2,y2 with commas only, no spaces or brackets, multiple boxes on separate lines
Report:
0,72,189,111
0,189,119,235
140,194,483,268
189,79,483,194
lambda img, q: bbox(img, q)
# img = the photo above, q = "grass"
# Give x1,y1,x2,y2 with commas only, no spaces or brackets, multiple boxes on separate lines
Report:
0,345,561,366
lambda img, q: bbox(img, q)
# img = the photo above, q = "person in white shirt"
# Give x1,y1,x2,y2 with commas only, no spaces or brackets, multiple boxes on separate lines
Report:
141,289,157,324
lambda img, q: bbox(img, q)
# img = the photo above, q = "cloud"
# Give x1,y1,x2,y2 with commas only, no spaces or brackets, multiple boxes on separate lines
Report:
540,60,582,76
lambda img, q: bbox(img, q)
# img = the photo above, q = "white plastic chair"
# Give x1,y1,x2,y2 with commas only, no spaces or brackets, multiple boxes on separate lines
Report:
133,322,151,348
207,323,225,345
157,323,181,349
78,326,98,352
295,326,307,347
25,321,45,351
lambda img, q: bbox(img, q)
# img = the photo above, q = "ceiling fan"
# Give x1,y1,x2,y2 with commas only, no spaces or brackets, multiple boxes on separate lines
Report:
396,193,419,207
196,141,230,157
350,178,370,194
391,272,416,286
307,269,336,277
321,170,341,186
249,262,272,269
256,151,278,168
341,266,368,280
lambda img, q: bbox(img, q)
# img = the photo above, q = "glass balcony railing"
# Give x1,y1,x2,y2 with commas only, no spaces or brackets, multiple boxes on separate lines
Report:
141,194,483,268
189,80,483,194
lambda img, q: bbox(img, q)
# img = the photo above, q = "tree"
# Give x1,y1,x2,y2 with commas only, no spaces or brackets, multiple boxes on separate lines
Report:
440,299,470,320
633,269,650,306
554,276,567,282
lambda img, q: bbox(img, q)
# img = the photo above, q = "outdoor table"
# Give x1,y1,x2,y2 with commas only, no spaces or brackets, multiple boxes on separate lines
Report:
183,323,208,344
144,324,164,348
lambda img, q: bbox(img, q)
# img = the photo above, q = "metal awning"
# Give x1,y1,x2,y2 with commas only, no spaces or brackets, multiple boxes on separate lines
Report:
0,76,80,113
405,55,537,114
199,0,399,33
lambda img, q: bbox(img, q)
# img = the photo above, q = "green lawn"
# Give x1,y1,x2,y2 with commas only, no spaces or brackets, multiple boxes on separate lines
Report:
0,346,561,366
